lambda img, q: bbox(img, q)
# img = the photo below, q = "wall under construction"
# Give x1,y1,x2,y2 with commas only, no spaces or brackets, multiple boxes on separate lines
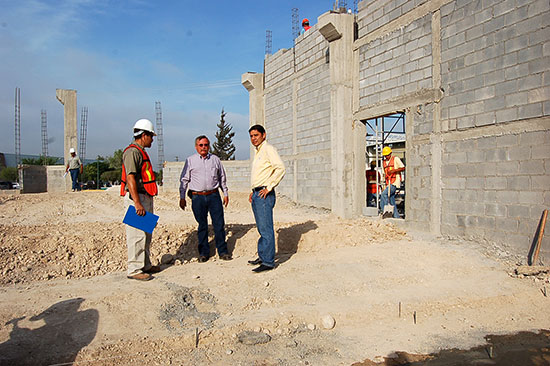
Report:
238,0,549,258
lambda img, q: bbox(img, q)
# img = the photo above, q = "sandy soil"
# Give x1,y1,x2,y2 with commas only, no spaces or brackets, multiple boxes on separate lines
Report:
0,189,549,365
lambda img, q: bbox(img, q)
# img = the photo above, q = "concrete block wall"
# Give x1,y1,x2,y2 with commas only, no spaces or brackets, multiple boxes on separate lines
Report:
357,0,429,38
296,65,331,153
265,82,294,156
20,165,47,193
359,13,433,108
47,166,67,193
440,130,550,255
355,0,550,259
294,26,328,72
265,49,294,89
163,160,251,194
440,0,550,130
296,154,332,208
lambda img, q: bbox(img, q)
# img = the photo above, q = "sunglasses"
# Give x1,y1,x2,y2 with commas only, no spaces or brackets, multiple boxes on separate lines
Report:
198,143,209,147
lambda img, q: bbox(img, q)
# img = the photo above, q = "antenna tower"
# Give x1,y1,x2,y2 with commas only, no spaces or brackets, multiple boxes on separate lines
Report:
265,30,272,55
41,109,48,163
79,107,88,161
353,0,358,13
292,8,299,40
155,101,165,172
14,87,21,166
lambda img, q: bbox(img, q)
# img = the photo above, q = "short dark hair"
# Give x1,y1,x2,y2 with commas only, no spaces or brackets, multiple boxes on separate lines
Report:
195,135,209,144
248,124,265,134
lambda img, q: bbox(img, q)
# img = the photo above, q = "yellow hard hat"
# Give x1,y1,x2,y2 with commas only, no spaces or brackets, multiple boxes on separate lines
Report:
382,146,392,156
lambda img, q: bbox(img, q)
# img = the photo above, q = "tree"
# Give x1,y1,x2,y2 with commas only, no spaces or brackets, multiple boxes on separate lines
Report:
22,156,60,165
211,108,235,160
108,149,123,170
0,167,18,182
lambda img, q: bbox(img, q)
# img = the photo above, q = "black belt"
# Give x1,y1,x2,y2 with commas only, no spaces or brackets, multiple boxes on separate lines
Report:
252,186,267,192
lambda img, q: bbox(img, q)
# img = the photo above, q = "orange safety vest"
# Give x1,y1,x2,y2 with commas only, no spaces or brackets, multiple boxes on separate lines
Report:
366,169,380,194
383,156,398,186
120,144,158,197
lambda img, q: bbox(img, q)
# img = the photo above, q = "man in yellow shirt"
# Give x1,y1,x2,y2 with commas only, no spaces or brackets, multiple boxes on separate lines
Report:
247,125,285,273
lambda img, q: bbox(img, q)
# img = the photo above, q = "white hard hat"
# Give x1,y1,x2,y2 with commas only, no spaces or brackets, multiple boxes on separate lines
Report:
133,119,156,136
69,148,75,153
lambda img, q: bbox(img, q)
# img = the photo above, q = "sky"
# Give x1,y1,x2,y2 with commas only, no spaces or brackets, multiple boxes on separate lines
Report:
0,0,346,166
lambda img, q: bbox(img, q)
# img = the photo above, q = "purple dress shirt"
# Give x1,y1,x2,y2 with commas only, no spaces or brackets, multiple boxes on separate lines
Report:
179,153,228,199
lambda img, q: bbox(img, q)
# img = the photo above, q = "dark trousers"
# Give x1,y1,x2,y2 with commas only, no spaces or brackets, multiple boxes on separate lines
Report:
69,169,80,190
191,191,228,257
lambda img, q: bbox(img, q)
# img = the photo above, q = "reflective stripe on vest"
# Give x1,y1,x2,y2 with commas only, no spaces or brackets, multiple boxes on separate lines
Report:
120,144,158,197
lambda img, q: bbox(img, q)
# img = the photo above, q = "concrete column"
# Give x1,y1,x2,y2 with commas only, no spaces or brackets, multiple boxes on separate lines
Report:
430,10,442,235
241,72,264,160
318,12,356,218
56,89,78,192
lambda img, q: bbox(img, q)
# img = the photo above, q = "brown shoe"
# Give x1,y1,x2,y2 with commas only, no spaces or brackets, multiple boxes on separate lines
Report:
219,254,232,261
198,256,209,263
144,265,161,273
127,273,152,281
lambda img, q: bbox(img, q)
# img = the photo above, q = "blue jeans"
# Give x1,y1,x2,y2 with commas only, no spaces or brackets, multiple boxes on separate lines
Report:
251,190,276,267
191,191,228,257
69,169,79,190
380,185,400,218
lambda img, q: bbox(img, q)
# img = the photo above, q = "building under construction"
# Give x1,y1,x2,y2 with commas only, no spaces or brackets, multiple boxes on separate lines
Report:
166,0,549,259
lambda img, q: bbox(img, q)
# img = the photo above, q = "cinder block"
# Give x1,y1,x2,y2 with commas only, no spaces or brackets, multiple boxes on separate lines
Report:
486,203,507,217
519,159,543,174
466,177,485,189
519,191,544,204
485,176,507,189
507,204,530,218
532,175,550,190
507,175,531,190
485,148,508,162
497,161,520,175
496,217,520,232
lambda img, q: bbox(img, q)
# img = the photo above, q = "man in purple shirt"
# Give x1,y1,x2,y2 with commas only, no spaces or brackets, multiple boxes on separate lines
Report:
179,135,231,262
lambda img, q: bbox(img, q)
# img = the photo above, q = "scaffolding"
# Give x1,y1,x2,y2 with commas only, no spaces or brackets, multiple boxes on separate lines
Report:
265,30,272,55
41,109,48,164
14,87,21,166
292,7,299,40
79,107,88,162
363,112,406,217
155,101,165,172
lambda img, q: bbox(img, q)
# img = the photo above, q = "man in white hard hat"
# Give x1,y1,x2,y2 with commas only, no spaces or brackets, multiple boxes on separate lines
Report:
120,119,160,281
65,147,83,192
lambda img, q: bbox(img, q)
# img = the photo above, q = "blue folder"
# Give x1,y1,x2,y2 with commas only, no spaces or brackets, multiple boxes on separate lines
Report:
123,205,159,234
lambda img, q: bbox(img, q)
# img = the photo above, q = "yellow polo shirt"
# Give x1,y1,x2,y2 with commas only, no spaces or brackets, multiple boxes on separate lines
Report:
251,141,285,191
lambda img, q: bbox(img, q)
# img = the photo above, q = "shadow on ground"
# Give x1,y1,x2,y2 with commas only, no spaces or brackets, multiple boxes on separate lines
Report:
0,297,98,366
351,329,550,366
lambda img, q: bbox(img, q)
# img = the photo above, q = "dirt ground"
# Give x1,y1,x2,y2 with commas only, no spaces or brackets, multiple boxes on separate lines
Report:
0,189,549,365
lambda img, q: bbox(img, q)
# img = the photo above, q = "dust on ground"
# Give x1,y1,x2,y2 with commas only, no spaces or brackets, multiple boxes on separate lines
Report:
0,189,549,365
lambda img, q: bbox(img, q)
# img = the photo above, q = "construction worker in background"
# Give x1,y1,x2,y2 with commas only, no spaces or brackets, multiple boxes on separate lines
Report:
120,118,160,281
380,146,405,219
65,147,83,192
366,160,382,208
300,18,311,35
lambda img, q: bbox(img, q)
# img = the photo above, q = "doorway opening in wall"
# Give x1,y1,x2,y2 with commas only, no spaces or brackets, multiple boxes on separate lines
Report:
362,112,406,219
